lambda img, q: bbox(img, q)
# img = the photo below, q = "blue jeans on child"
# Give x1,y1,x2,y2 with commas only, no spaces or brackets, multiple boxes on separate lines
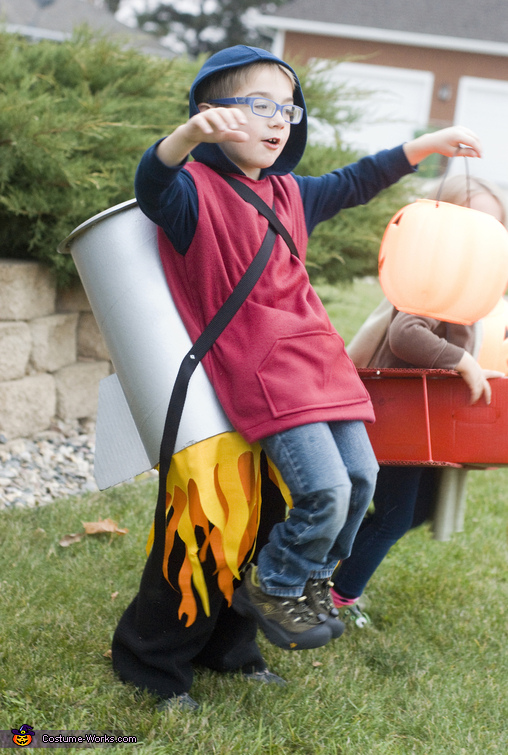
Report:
258,420,379,597
332,465,437,599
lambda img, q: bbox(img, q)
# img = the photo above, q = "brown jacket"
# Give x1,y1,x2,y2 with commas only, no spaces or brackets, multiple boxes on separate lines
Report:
371,308,475,369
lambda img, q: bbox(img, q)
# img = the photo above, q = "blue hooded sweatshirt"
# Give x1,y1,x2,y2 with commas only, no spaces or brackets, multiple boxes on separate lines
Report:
189,45,307,178
134,45,415,442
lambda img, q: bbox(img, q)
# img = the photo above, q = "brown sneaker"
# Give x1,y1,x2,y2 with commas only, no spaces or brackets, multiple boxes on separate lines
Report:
232,564,332,651
156,692,199,712
242,669,287,686
305,578,345,639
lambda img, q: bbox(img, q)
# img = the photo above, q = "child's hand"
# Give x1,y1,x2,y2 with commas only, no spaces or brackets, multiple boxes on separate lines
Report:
155,108,249,167
181,107,250,146
403,126,482,166
454,351,503,405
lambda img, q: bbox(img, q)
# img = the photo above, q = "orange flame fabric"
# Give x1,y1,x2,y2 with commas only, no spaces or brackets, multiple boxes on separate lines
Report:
146,432,291,626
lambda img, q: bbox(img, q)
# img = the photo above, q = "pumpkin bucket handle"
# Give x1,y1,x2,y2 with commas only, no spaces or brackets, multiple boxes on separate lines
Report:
379,208,405,269
435,150,470,206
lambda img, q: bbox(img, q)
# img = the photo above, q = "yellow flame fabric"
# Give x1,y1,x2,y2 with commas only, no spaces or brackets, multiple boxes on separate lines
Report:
146,431,291,626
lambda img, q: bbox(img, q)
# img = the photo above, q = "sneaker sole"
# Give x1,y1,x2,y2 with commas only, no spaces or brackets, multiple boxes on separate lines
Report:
232,586,332,651
326,617,345,639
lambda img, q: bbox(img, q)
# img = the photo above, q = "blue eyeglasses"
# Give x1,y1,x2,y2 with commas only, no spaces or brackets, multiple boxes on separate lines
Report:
208,97,303,124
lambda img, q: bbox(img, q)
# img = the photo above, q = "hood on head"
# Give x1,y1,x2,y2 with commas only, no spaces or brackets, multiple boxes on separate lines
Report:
189,45,307,178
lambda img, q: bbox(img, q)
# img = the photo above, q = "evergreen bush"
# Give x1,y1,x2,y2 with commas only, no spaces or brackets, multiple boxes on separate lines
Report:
0,30,417,286
296,143,417,284
0,28,200,286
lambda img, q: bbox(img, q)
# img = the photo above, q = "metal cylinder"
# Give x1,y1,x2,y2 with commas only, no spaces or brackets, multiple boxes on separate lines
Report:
58,200,232,486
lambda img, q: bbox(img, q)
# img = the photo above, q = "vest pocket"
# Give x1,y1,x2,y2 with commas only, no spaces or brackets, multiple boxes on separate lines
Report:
256,331,369,418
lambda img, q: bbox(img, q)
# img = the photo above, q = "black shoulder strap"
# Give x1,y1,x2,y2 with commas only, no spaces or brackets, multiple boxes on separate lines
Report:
220,174,299,259
151,223,277,565
151,177,299,567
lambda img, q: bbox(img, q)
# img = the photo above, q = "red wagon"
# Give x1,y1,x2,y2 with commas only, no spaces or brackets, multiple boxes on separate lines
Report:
358,368,508,540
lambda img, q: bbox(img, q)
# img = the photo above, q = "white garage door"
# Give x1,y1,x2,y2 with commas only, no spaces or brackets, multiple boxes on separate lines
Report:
453,76,508,190
314,61,434,154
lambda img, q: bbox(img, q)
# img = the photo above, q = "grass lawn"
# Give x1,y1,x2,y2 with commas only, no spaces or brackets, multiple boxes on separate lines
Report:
1,279,507,754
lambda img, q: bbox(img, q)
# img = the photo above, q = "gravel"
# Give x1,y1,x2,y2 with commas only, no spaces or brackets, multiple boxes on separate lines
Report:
0,419,100,510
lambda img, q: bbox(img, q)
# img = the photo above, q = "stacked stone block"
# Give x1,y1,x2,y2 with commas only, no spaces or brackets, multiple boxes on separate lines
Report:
0,260,111,439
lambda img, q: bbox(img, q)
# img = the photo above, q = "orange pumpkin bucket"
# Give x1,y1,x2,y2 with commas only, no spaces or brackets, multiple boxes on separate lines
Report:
378,198,508,325
477,297,508,374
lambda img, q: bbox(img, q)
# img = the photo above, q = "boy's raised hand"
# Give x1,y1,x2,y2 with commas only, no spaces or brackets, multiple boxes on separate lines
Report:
156,107,249,168
185,107,250,145
403,125,483,166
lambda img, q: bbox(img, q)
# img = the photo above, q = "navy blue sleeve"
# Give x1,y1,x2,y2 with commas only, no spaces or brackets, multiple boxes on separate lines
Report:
294,145,416,235
134,140,198,254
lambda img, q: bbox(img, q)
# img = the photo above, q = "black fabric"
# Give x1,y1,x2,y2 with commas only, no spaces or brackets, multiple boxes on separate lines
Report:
112,543,263,698
111,178,294,699
111,452,288,698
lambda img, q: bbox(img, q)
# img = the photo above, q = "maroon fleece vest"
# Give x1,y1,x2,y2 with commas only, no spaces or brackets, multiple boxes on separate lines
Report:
157,161,373,443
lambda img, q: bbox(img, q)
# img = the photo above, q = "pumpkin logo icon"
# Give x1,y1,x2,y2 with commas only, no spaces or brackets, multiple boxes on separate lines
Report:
11,724,34,747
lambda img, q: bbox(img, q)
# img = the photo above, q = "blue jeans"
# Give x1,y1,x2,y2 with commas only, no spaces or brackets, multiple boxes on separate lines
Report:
332,465,437,599
257,420,379,597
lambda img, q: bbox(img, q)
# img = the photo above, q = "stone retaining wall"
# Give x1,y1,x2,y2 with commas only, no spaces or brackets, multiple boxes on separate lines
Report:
0,259,112,439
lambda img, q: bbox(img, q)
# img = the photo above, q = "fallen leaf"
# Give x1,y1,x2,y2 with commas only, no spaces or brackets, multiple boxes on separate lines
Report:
103,649,113,659
59,532,85,547
82,518,128,536
312,661,323,667
59,517,128,547
111,591,119,601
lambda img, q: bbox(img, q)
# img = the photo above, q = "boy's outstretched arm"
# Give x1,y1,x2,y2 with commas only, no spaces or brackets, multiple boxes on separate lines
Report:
156,107,249,167
403,126,482,166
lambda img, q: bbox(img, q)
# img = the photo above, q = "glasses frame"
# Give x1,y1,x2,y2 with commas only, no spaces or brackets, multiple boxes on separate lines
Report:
208,97,303,124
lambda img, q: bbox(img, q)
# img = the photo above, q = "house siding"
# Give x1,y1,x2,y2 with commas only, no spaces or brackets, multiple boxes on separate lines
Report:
283,31,508,126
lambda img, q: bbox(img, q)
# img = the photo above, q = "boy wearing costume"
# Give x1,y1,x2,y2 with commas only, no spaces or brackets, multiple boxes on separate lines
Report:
111,44,482,709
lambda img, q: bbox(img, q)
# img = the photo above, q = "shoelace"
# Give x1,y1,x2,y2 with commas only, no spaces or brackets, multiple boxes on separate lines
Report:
310,579,340,617
282,595,315,624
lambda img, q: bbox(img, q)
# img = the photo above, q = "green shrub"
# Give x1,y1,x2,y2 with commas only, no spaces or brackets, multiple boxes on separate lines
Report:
297,144,416,284
0,28,200,286
0,30,417,286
